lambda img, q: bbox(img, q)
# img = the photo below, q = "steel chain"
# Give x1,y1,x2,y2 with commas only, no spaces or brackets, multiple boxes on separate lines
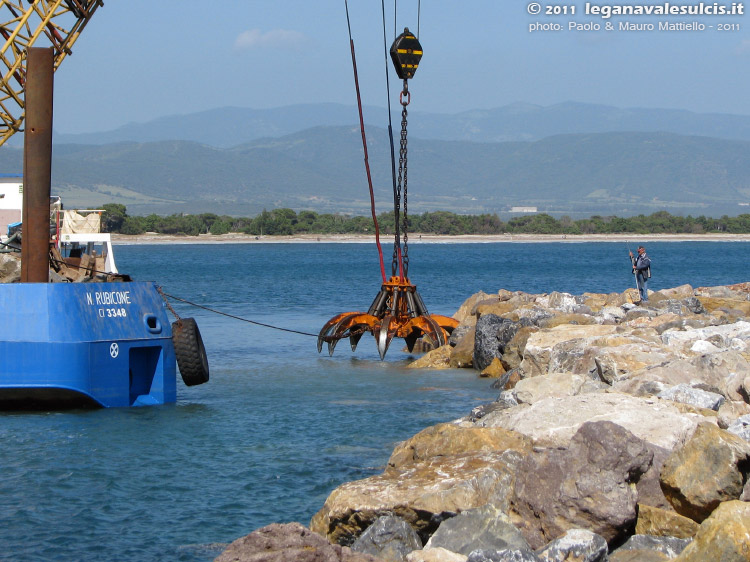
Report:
399,80,410,277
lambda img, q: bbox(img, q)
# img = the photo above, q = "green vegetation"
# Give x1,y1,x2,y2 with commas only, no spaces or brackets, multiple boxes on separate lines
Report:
100,204,750,236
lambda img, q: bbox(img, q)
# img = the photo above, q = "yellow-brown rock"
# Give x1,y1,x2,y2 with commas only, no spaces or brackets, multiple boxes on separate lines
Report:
696,296,750,316
582,292,608,312
673,500,750,561
474,300,517,318
453,291,491,323
501,325,539,371
538,313,596,329
655,284,695,300
448,327,474,369
407,345,452,369
310,450,525,545
634,504,699,539
479,357,505,378
660,422,750,522
387,422,532,469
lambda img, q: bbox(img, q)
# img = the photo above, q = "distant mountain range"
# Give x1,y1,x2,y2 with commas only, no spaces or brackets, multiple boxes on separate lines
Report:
2,102,749,218
49,101,750,147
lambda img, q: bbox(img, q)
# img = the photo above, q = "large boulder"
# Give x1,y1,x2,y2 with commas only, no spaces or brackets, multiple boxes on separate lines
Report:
659,422,750,522
511,372,587,405
634,505,699,539
449,328,475,369
509,421,653,549
654,285,695,300
517,325,675,381
611,535,691,560
659,321,750,356
424,505,531,556
351,515,421,562
672,501,750,561
612,349,750,401
657,384,725,411
500,326,538,371
453,291,491,324
695,296,750,317
407,345,453,370
470,392,708,451
535,529,608,562
727,414,750,440
310,450,526,546
387,423,531,470
406,548,466,562
214,522,381,562
473,315,519,371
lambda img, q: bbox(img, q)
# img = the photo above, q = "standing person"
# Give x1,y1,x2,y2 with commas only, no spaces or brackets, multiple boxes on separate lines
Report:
629,245,651,304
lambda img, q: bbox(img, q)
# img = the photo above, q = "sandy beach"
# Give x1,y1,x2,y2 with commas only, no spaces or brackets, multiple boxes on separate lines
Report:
111,232,750,245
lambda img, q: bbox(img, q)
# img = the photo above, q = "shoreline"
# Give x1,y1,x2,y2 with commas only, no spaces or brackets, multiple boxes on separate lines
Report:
110,232,750,245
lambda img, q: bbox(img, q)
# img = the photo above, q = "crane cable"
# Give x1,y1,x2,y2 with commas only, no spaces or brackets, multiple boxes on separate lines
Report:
344,0,422,282
383,0,404,280
344,0,386,283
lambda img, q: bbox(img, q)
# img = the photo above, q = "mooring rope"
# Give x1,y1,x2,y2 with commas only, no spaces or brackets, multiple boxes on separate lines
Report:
46,256,318,337
158,289,319,338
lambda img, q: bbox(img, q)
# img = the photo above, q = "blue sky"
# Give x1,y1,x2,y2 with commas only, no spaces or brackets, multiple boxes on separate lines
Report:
51,0,750,134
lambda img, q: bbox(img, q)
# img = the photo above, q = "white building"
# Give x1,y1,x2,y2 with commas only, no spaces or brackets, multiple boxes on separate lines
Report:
0,173,23,236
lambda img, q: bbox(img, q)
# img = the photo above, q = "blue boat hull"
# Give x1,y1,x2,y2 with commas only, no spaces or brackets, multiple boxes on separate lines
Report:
0,281,177,408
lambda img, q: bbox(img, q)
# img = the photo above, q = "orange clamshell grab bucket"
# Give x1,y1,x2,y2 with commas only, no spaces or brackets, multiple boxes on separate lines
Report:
317,276,458,360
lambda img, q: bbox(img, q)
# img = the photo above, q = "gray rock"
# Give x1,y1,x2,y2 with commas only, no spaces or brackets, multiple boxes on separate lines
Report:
727,414,750,441
468,402,513,422
654,299,699,316
742,478,750,501
449,322,474,347
682,297,707,315
425,505,531,555
495,391,518,408
635,443,674,510
510,421,653,549
0,252,20,283
657,383,725,411
466,549,541,562
474,315,519,371
613,534,691,557
535,529,607,562
214,522,381,562
352,515,422,562
490,370,517,390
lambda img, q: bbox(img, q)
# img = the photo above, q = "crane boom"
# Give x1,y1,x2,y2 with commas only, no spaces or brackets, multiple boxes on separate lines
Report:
0,0,102,146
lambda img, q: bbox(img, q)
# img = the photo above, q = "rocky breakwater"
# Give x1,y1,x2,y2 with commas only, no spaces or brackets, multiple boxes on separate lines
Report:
216,282,750,562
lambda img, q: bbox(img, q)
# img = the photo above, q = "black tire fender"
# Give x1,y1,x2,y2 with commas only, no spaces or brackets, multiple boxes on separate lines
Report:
172,318,209,386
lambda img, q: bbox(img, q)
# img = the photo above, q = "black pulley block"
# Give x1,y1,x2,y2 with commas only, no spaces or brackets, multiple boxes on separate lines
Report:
390,27,422,80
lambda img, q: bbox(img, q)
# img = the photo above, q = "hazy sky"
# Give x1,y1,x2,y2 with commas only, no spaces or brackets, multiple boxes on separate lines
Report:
50,0,750,134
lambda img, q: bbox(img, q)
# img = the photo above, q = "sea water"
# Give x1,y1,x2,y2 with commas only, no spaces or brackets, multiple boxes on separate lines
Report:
1,241,747,561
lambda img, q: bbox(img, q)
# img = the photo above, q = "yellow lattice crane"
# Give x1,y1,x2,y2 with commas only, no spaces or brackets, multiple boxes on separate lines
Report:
0,0,102,146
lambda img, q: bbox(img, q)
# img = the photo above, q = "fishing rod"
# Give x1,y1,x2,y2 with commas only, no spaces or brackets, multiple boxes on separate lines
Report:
626,242,639,292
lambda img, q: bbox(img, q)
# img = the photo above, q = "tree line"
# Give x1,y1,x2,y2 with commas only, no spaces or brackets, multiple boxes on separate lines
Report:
100,204,750,236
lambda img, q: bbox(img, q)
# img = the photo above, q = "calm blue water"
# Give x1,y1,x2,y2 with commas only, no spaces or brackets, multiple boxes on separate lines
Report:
1,241,748,561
